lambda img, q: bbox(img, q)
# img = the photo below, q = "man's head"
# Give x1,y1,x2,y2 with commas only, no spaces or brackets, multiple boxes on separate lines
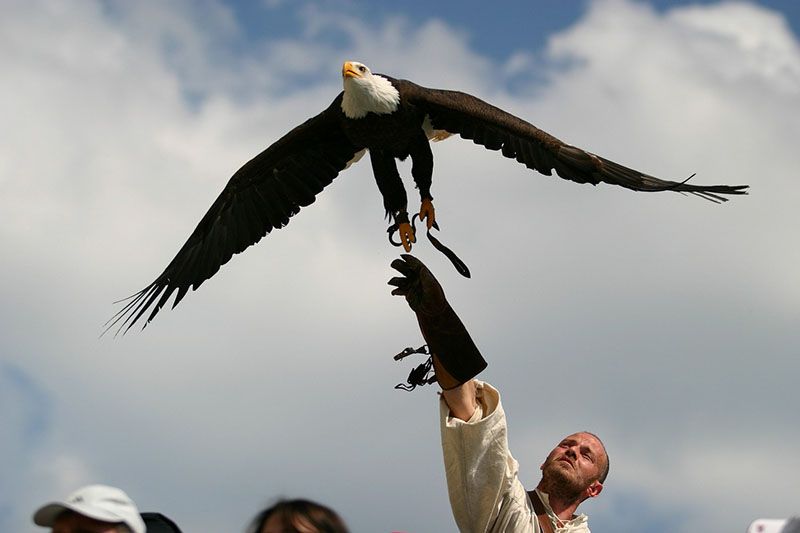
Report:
32,484,145,533
248,498,350,533
539,432,609,504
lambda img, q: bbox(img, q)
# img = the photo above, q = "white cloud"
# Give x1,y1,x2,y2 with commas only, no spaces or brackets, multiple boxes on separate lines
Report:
1,1,798,532
671,1,800,93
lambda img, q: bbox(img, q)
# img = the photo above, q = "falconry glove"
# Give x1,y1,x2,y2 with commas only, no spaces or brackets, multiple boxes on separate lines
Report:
389,254,487,390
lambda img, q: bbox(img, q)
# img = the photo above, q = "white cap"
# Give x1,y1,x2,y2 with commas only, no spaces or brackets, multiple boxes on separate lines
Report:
33,484,145,533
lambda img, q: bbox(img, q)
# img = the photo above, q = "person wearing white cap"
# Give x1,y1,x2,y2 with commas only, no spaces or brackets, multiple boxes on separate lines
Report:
32,484,146,533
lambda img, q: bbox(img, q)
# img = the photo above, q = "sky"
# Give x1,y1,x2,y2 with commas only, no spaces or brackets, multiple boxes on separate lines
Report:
1,0,799,532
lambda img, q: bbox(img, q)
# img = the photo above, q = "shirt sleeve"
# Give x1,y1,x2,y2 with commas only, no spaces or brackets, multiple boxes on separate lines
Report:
439,381,538,533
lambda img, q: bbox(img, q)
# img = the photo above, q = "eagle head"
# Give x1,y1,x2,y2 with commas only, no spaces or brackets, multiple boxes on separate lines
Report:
341,60,400,119
342,60,371,79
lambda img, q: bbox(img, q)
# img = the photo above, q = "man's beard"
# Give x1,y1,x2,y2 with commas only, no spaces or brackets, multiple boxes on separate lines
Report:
541,459,587,502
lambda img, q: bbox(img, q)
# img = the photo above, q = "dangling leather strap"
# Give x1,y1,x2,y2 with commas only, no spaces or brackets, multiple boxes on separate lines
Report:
424,220,470,279
530,491,555,533
387,214,471,278
392,345,437,391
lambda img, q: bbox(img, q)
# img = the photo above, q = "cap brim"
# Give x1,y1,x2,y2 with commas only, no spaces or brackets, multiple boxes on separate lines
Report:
33,501,124,527
33,503,70,527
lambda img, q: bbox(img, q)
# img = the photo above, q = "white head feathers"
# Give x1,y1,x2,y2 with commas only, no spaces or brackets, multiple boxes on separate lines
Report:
341,61,400,119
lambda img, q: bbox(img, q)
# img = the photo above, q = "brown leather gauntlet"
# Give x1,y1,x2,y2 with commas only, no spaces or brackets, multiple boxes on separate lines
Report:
389,254,487,389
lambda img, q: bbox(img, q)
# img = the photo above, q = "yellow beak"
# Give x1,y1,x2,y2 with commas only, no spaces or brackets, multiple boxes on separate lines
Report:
342,61,360,78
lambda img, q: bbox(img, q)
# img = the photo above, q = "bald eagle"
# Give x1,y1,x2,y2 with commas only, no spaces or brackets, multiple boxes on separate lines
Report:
106,60,747,334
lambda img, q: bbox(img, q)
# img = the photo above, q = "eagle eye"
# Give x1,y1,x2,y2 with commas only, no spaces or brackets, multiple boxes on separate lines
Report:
359,66,366,72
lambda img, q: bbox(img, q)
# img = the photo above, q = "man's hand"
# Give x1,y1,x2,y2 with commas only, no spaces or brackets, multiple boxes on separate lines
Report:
389,254,447,316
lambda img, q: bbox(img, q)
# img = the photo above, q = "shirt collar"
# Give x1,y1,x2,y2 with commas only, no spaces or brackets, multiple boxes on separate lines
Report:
533,489,589,531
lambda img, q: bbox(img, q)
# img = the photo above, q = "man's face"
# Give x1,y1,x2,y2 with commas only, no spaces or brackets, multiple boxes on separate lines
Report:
51,511,123,533
540,432,605,501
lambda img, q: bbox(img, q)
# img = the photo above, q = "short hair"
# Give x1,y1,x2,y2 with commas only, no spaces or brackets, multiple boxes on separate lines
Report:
247,498,349,533
584,431,610,484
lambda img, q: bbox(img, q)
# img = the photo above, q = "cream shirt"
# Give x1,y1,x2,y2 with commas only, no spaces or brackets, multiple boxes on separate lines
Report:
439,381,591,533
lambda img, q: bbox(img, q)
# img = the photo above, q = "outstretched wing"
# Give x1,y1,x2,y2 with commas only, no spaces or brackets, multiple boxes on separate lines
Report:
106,95,361,335
393,78,748,202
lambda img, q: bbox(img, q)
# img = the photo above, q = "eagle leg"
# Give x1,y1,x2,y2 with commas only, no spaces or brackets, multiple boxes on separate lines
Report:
419,198,435,230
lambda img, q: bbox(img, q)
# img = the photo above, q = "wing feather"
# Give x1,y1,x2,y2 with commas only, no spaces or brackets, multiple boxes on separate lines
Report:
106,95,360,335
393,78,748,201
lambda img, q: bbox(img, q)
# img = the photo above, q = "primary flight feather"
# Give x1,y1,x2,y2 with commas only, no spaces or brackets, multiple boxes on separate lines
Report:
106,60,748,335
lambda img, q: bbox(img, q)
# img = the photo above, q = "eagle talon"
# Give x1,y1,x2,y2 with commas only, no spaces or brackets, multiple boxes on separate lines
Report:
397,221,416,252
419,198,436,230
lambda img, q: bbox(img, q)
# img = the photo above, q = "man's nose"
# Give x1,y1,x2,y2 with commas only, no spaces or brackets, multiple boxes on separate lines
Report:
565,447,577,458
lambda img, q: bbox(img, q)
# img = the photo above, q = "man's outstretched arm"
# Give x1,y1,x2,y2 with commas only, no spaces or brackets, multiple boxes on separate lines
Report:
388,255,537,532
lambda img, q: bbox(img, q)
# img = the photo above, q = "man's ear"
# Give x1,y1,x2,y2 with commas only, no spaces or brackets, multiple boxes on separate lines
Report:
585,480,603,499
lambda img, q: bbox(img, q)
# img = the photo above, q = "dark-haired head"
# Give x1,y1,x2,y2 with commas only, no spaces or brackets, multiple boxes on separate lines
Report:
247,499,349,533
